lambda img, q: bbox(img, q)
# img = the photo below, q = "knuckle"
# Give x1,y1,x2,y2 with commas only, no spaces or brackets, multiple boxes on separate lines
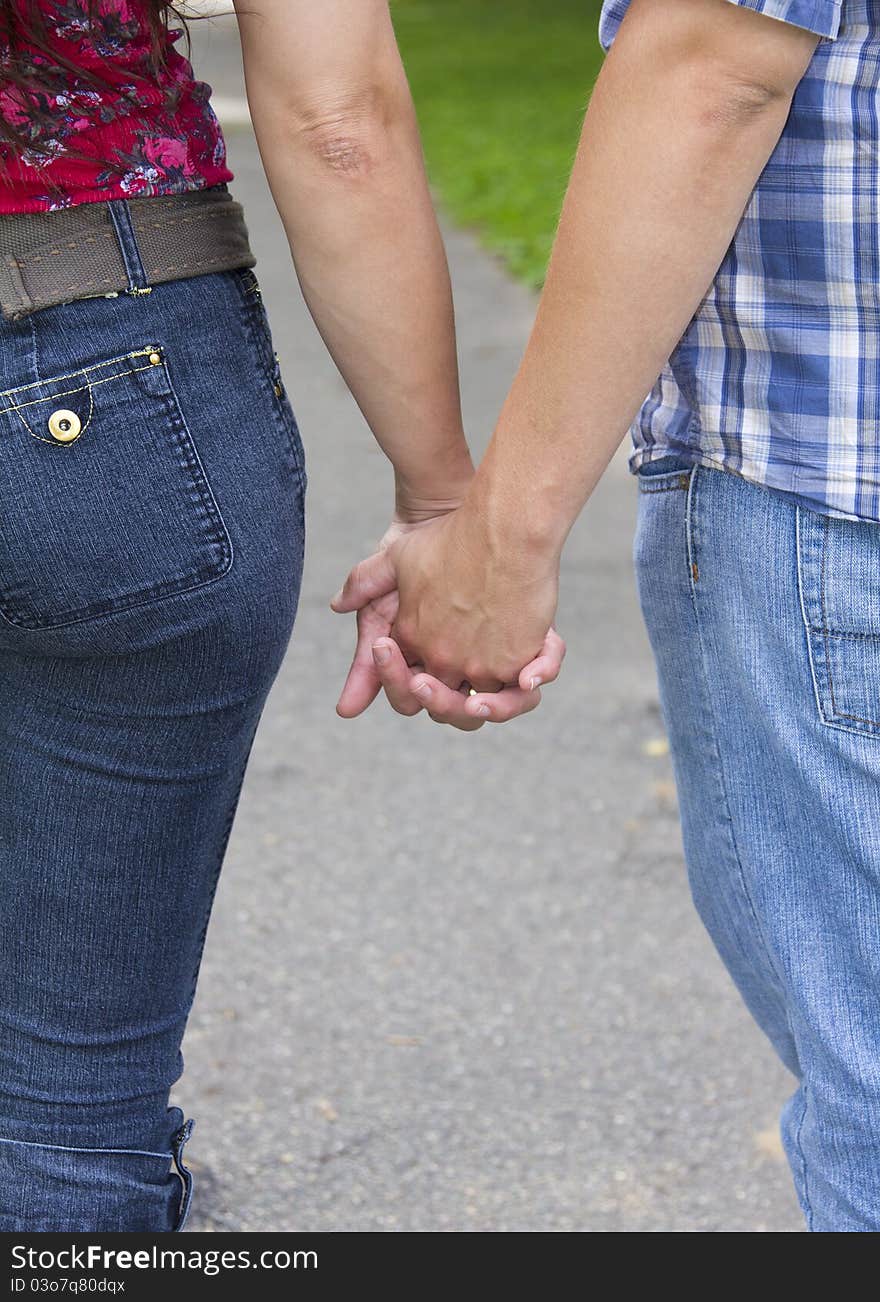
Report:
462,662,489,688
427,654,454,679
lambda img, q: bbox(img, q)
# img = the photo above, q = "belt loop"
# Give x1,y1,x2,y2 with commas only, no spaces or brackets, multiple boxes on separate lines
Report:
107,199,151,295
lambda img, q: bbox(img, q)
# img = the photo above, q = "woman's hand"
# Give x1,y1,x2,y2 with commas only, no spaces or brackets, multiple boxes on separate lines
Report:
331,496,464,720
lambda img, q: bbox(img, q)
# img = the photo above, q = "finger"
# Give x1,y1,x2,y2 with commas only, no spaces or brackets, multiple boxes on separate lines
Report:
331,550,397,614
413,652,502,694
410,675,485,731
372,638,423,717
335,603,393,718
424,663,473,691
386,620,463,691
518,626,567,692
464,684,542,724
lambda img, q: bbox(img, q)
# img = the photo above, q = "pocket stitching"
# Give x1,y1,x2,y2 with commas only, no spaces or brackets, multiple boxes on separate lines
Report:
158,355,235,580
797,507,880,733
0,364,152,418
0,350,160,447
638,474,692,495
0,348,234,631
0,347,157,401
817,513,880,726
12,384,94,445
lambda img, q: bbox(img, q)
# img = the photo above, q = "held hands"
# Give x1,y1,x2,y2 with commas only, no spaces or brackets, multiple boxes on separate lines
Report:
331,498,566,730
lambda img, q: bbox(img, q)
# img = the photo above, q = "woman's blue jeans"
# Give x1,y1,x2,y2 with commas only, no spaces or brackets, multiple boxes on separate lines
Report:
635,455,880,1231
0,246,306,1229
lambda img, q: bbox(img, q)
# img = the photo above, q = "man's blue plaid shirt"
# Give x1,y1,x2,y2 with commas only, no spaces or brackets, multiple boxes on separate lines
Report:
597,0,880,523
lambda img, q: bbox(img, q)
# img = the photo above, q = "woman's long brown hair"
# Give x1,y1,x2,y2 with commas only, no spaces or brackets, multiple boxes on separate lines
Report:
0,1,179,156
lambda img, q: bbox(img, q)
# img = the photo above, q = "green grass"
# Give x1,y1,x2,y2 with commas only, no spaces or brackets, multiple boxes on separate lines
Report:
392,1,606,288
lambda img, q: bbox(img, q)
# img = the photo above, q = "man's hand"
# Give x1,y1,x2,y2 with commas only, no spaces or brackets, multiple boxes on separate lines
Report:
332,501,565,727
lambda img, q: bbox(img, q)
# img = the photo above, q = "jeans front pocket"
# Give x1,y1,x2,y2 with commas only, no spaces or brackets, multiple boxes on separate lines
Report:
634,457,695,624
797,505,880,737
0,345,232,630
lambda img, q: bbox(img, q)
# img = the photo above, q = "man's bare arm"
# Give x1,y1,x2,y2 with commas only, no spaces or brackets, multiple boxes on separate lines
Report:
471,0,818,555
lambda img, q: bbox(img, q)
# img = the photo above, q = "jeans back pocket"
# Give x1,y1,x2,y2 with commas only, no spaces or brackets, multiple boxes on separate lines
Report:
797,506,880,737
0,345,232,630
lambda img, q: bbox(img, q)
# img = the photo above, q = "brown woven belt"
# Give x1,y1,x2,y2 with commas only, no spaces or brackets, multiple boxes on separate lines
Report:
0,186,256,321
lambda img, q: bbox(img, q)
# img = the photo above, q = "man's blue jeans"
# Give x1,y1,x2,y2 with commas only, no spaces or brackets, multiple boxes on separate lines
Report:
635,456,880,1231
0,263,306,1230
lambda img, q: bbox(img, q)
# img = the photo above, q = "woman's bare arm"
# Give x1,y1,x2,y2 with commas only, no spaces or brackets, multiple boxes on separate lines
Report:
233,0,473,519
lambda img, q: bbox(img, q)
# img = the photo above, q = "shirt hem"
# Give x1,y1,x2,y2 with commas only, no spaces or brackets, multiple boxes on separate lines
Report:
629,444,874,525
0,171,235,217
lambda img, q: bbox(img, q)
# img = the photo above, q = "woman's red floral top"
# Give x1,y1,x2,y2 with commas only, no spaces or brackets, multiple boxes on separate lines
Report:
0,0,232,213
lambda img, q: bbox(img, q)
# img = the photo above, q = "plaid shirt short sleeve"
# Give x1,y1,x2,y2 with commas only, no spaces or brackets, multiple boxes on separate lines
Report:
597,2,880,525
725,0,842,39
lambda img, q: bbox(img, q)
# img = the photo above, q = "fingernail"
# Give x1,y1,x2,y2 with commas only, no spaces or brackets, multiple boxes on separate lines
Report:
415,681,432,699
476,704,490,717
372,643,391,666
331,590,343,608
530,676,542,691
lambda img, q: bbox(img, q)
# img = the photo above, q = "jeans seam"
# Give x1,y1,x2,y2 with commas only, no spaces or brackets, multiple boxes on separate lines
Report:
793,1085,814,1229
230,269,308,496
796,507,828,726
27,313,39,386
684,467,803,1047
182,716,262,1011
811,627,880,640
0,1135,171,1160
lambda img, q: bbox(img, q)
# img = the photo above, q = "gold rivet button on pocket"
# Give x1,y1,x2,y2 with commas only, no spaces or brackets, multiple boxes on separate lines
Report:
47,409,81,442
148,351,161,366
